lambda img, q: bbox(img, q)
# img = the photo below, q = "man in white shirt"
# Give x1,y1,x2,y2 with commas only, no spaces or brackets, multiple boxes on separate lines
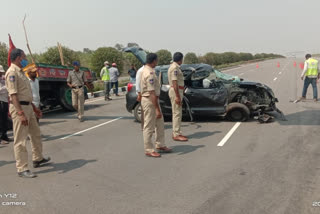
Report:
27,68,41,121
0,65,10,144
136,65,145,97
136,65,145,130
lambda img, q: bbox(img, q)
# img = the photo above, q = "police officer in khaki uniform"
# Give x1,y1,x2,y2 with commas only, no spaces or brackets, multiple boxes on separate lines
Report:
5,49,50,178
168,52,188,141
67,61,91,122
141,53,172,157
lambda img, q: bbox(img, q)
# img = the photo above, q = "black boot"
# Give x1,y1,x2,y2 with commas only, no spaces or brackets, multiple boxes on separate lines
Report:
33,157,51,168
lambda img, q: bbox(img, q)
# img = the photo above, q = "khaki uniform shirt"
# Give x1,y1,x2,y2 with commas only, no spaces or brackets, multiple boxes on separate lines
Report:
168,62,184,87
5,64,33,102
67,70,87,87
140,65,160,97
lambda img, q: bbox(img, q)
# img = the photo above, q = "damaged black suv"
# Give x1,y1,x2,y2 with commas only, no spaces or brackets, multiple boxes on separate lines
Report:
124,47,283,122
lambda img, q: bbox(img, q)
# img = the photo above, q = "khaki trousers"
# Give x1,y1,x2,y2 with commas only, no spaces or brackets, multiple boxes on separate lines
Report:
141,97,166,153
9,104,44,172
72,88,84,119
169,88,183,137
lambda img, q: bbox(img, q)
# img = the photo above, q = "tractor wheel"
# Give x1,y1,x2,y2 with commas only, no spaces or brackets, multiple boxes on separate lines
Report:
60,86,75,111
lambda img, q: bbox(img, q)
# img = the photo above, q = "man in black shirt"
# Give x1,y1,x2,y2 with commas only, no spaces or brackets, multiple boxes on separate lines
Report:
128,65,137,83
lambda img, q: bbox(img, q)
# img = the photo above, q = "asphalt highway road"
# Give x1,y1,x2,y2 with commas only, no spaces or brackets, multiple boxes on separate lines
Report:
1,58,320,214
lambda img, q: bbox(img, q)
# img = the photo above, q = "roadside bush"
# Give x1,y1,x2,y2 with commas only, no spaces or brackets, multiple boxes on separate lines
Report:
0,42,8,69
184,52,199,64
39,46,80,66
156,49,172,66
93,80,104,92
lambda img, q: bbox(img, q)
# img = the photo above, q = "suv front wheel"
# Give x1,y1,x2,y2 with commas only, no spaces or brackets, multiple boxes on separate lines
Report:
226,103,250,122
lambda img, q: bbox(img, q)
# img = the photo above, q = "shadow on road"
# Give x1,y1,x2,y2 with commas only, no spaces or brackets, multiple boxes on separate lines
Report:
45,115,132,121
84,116,132,121
40,120,67,126
277,110,320,126
42,134,73,142
36,159,97,174
187,131,221,139
189,116,225,123
164,124,189,130
84,103,108,110
170,145,205,155
0,160,15,167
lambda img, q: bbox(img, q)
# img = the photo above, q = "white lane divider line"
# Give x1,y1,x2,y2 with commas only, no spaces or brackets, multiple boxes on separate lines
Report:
279,72,282,75
239,73,244,76
217,122,241,147
273,77,278,81
61,117,123,140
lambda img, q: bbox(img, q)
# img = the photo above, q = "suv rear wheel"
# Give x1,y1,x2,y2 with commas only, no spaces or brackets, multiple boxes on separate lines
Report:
134,103,142,122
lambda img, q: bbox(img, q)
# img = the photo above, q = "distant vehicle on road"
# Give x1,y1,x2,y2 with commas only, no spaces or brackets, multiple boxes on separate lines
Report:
124,47,283,122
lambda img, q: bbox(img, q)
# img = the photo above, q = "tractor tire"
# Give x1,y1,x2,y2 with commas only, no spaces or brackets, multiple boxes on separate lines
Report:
226,102,250,122
60,86,75,111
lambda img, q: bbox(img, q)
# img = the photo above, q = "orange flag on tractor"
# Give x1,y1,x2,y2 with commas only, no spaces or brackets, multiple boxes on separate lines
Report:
7,34,16,67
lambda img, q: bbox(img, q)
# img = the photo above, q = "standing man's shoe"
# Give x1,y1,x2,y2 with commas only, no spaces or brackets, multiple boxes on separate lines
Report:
33,157,51,168
314,99,318,102
18,170,37,178
1,135,12,142
0,140,9,145
172,135,188,142
145,152,161,158
156,147,173,153
298,97,306,101
179,135,189,140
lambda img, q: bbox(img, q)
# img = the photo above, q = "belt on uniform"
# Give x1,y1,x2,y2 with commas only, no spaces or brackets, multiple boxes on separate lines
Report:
72,85,83,89
10,101,30,105
171,86,184,90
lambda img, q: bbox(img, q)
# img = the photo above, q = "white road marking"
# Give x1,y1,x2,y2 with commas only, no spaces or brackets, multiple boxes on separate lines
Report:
273,77,278,81
279,72,282,75
61,117,123,140
217,122,241,147
225,67,242,72
239,73,244,76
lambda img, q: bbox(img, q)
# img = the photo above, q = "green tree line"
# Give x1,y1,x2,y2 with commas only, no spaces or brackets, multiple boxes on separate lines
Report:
0,42,284,76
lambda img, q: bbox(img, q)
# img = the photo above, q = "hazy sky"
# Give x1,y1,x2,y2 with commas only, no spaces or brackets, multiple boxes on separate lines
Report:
0,0,318,55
